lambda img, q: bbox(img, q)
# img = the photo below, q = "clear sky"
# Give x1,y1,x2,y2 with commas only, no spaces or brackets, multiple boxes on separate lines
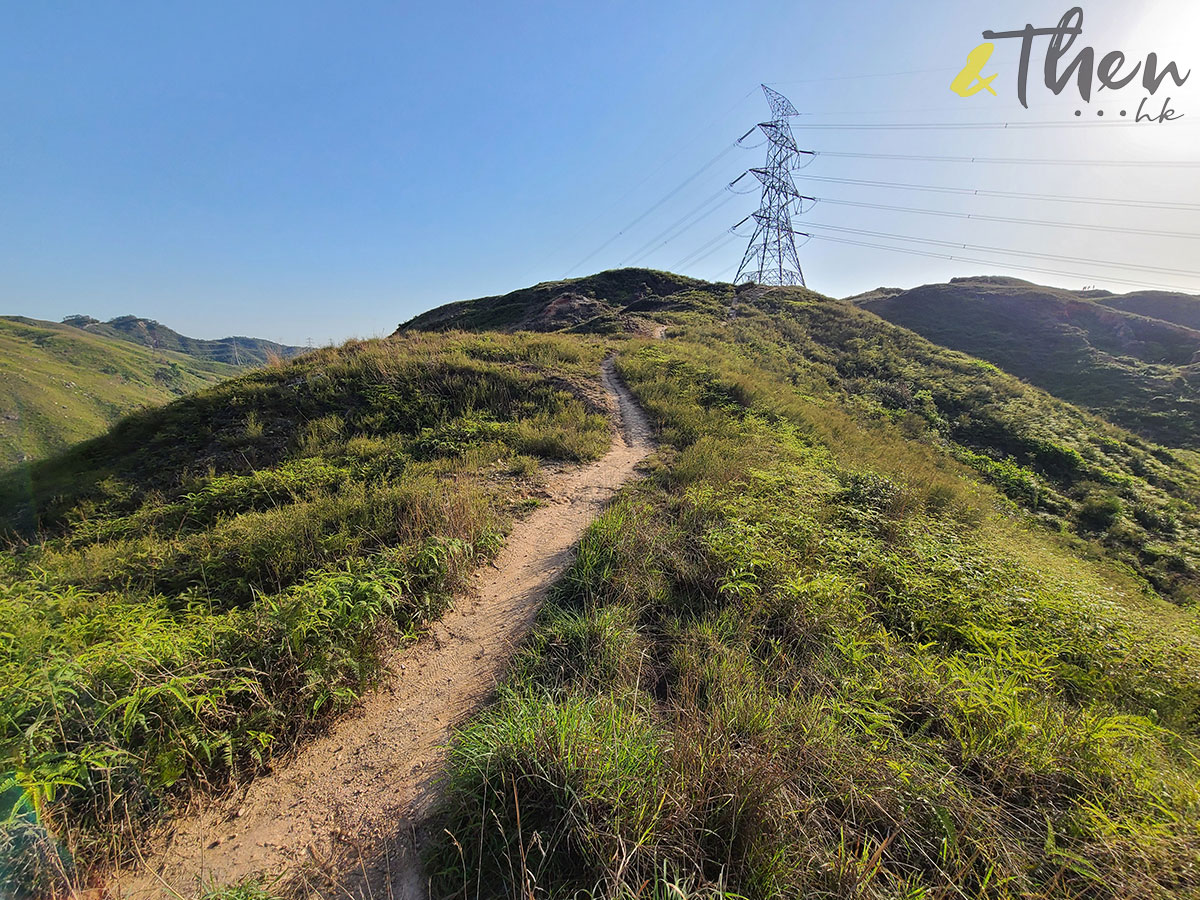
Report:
2,1,1197,345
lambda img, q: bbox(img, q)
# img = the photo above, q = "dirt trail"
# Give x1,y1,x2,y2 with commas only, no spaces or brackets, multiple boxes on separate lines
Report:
111,358,655,900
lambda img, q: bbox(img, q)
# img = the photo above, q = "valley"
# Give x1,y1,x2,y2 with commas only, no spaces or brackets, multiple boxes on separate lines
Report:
0,316,303,467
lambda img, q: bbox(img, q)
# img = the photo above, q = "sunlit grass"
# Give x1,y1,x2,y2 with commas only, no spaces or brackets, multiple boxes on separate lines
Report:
0,329,612,885
431,336,1200,899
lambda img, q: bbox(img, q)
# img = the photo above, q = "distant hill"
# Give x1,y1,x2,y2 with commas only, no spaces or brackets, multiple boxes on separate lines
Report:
1093,290,1200,331
61,314,306,366
0,316,239,466
853,277,1200,449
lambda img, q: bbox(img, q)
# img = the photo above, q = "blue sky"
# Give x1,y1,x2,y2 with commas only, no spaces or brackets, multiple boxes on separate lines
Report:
2,1,1197,344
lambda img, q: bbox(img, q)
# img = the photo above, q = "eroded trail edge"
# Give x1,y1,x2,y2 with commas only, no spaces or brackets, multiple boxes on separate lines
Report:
113,358,655,899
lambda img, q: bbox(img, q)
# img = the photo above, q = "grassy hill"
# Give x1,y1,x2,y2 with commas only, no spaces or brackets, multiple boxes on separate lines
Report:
0,317,239,467
1094,290,1200,331
852,278,1200,450
405,271,1200,604
62,314,306,366
0,330,612,890
3,270,1199,897
398,268,725,334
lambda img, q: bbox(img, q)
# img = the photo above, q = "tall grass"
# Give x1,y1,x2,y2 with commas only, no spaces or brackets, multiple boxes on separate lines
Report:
0,330,613,888
430,338,1200,899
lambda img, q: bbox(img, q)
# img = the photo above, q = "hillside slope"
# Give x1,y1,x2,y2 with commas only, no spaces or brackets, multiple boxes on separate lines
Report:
4,271,1199,899
408,270,1200,607
1095,289,1200,331
402,273,1200,899
853,277,1200,449
110,358,654,896
0,316,238,466
62,314,306,366
0,331,614,893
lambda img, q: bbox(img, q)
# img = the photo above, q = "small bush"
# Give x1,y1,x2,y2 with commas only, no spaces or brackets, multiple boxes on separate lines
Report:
1078,492,1123,530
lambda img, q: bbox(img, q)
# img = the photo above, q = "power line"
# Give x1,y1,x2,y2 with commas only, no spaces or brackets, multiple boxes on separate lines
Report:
617,186,726,266
809,196,1200,239
672,231,740,271
522,85,761,283
792,101,1079,117
789,120,1186,130
805,232,1198,292
553,96,1199,285
671,221,1200,290
712,259,742,280
564,143,742,276
793,174,1200,212
763,67,958,84
620,189,737,267
811,150,1200,167
800,221,1200,278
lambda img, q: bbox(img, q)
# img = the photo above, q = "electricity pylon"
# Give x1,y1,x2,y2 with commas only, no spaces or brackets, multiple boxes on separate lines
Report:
733,85,807,286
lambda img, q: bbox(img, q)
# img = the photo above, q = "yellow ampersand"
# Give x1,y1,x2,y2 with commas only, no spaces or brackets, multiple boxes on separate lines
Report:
951,42,998,97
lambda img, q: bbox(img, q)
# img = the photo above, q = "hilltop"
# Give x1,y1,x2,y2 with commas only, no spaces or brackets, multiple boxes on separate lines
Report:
3,269,1199,899
398,268,727,334
61,314,306,367
404,270,1199,607
0,316,239,466
852,277,1200,450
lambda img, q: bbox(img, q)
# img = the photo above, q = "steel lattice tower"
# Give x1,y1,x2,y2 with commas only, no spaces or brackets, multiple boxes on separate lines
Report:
734,85,806,286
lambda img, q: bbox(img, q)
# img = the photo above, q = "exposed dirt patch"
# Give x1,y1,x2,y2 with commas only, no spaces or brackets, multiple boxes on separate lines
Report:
108,357,655,900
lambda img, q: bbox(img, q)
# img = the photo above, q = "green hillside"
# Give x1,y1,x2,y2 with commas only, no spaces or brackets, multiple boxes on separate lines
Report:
1095,290,1200,332
0,330,612,890
0,317,239,467
405,271,1200,606
62,314,306,367
3,270,1199,898
853,278,1200,450
399,268,724,334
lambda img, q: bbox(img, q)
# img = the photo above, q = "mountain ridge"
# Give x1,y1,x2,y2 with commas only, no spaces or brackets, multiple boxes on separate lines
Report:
851,276,1200,449
1095,289,1200,331
0,316,239,466
61,313,306,367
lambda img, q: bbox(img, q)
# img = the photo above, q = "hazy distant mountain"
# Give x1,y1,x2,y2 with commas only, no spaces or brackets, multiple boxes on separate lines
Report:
61,314,306,366
853,277,1200,449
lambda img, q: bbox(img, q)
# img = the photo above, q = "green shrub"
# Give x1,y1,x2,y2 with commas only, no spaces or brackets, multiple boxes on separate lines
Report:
1078,492,1123,530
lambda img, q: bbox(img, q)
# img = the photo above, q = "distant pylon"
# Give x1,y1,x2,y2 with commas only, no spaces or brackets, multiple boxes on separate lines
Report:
733,85,806,286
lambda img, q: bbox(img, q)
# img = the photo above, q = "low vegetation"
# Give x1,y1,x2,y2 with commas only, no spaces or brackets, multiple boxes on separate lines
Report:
4,268,1199,898
431,334,1200,899
418,272,1200,607
398,268,724,334
1097,290,1200,332
0,331,610,889
728,288,1200,608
